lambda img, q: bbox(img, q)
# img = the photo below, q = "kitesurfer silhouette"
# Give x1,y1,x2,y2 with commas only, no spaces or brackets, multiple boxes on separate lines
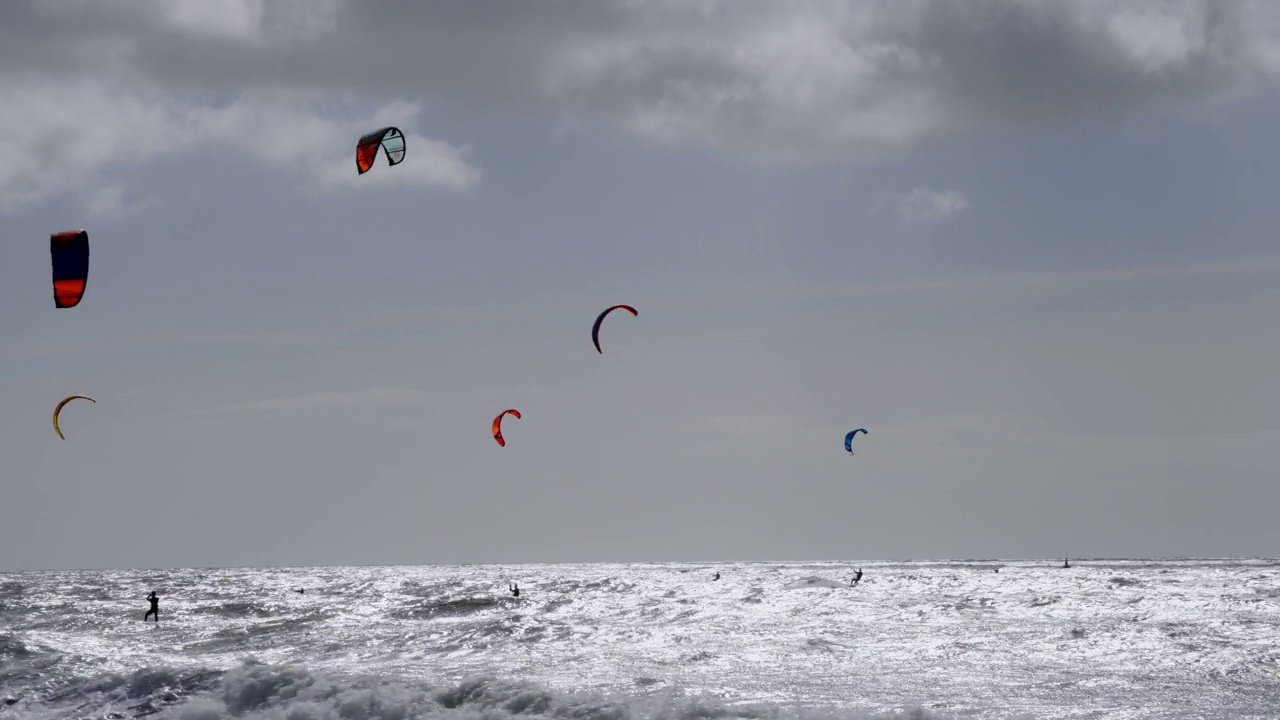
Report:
509,582,520,597
144,591,159,622
712,572,720,581
1063,557,1071,569
851,569,863,586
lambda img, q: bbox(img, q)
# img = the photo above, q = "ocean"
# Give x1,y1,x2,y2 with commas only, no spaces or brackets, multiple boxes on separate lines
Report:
1,559,1277,720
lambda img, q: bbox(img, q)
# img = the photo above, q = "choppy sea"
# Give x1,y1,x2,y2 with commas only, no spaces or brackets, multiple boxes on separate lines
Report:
2,560,1278,720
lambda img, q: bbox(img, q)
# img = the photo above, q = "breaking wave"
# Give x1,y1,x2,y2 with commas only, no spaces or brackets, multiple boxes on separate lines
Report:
3,660,953,720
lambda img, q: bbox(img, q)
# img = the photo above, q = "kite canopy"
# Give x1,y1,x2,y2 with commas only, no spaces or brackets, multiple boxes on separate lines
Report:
591,304,638,354
492,408,521,447
53,395,95,440
844,428,868,454
356,127,406,174
50,230,89,308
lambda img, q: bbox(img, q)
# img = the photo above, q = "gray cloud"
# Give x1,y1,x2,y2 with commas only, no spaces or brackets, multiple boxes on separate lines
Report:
3,1,1280,212
895,188,970,222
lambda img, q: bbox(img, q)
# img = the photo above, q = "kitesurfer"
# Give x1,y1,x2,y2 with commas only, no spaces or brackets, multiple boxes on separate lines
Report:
851,569,863,586
144,591,159,622
509,582,520,597
1063,557,1071,569
712,572,720,581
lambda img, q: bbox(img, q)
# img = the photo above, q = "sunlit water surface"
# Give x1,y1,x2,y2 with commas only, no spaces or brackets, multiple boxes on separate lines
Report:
2,559,1278,720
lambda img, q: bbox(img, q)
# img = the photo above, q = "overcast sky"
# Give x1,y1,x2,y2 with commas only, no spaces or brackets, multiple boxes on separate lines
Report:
3,0,1280,571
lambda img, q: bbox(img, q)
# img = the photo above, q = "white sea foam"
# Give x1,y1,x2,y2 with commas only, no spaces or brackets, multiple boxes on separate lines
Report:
1,559,1278,719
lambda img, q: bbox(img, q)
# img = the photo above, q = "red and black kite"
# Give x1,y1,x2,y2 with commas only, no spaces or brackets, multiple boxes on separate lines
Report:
356,127,406,175
51,230,89,308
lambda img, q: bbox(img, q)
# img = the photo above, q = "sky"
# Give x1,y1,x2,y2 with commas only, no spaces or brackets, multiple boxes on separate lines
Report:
3,0,1280,571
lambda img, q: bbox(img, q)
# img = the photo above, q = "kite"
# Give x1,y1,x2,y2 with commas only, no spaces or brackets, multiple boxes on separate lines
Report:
356,127,406,175
591,304,638,354
492,409,521,447
844,428,867,454
53,395,96,440
51,230,89,309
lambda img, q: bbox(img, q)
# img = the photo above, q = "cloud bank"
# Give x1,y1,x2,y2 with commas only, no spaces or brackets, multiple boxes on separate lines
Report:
3,0,1280,212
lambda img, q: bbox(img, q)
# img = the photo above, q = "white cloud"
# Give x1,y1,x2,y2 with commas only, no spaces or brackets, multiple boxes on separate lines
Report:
895,188,970,223
158,0,266,42
193,93,480,194
0,78,479,214
42,0,341,46
83,182,158,219
1097,1,1210,74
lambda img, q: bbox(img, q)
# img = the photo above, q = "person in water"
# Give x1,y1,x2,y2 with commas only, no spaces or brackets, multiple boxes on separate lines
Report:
509,582,520,597
144,591,159,622
850,569,863,586
712,572,720,581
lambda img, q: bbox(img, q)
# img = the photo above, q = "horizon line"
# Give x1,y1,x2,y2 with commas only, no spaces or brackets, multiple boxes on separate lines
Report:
3,555,1275,574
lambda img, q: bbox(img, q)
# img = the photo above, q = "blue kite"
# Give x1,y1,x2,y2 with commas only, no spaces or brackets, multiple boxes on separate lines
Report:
844,428,868,454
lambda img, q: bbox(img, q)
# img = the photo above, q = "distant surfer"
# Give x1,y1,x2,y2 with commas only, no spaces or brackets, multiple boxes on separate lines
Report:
851,569,863,587
1063,557,1071,569
712,572,720,581
144,591,159,622
293,588,305,594
509,582,520,597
